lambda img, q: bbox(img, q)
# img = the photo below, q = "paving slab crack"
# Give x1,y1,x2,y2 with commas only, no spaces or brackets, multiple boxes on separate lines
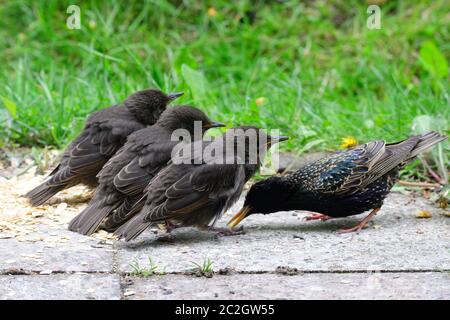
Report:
113,242,130,300
118,268,450,278
0,269,114,276
115,250,130,300
2,268,448,277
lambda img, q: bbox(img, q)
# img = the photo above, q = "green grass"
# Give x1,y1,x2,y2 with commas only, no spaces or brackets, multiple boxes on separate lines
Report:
0,1,448,176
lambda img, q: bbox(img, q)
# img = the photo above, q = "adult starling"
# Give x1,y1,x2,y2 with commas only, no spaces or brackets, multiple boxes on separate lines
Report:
228,132,447,233
25,89,183,206
68,105,225,235
115,126,289,241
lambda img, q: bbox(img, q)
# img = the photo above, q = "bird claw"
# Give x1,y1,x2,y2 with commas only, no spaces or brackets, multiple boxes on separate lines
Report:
336,225,364,234
337,208,380,234
212,226,245,238
164,221,180,233
304,213,331,221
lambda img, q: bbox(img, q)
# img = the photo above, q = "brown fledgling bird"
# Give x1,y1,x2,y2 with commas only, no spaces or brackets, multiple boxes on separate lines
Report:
228,132,447,233
68,105,225,235
25,89,183,206
114,126,288,241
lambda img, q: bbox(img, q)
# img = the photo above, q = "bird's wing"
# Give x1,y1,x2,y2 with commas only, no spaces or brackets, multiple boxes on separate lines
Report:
113,158,154,196
307,134,442,195
144,162,245,222
78,109,145,166
47,128,109,186
114,162,245,241
113,141,177,195
301,140,386,194
113,163,186,240
47,105,146,187
67,126,118,170
352,132,446,188
138,140,179,167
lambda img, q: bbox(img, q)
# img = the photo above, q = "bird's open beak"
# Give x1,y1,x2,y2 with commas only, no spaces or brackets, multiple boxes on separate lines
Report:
168,92,184,100
267,135,289,146
203,121,226,129
227,206,251,228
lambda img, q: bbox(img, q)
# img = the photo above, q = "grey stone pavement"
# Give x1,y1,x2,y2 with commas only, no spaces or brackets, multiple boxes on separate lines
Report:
0,192,449,300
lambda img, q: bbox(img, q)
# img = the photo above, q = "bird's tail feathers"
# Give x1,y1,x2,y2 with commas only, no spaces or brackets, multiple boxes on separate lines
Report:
102,195,145,232
25,182,65,206
409,131,447,159
68,200,115,235
114,214,151,241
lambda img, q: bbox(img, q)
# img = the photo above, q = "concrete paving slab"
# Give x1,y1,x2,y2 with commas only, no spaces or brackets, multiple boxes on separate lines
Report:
0,274,121,300
0,228,114,272
125,272,450,300
117,193,450,273
2,155,449,300
0,174,114,273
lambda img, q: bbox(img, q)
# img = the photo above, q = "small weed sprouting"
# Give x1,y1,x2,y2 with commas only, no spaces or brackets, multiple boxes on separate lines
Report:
191,258,214,278
129,257,164,277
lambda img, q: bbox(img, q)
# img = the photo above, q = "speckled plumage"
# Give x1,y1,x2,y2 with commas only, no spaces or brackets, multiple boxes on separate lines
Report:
232,132,446,231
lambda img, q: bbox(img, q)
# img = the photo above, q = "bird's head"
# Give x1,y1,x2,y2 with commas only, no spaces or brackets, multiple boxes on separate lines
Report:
228,176,289,228
222,126,289,159
217,126,288,179
158,105,225,135
124,89,184,125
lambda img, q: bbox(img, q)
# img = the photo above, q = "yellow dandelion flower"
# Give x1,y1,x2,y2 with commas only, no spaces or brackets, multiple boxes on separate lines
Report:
207,7,217,17
255,97,266,106
340,136,358,149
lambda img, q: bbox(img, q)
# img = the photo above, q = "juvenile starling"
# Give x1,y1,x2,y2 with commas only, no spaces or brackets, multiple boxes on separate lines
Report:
68,105,225,235
228,132,447,233
115,126,289,241
25,89,183,206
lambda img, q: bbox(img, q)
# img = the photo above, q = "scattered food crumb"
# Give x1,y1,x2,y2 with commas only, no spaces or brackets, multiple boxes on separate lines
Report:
20,253,42,259
0,169,94,241
416,210,432,218
123,290,135,297
39,270,52,275
441,210,450,217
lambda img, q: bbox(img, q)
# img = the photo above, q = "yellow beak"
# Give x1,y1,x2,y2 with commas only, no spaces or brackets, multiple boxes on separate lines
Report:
227,206,251,228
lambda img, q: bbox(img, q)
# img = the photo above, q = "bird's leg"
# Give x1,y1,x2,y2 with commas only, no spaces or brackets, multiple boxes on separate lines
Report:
304,213,332,221
337,208,380,234
199,225,245,237
165,220,180,233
